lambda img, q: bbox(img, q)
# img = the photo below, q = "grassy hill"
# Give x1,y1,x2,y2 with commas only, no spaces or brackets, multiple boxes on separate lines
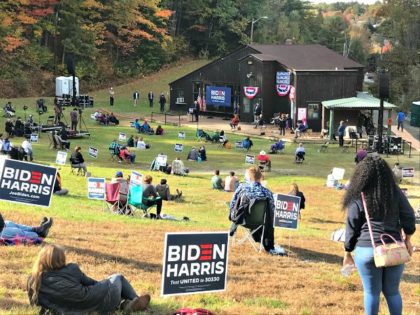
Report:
0,60,419,315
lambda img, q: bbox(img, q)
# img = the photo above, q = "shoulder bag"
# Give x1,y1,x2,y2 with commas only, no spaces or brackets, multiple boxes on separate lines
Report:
361,192,410,267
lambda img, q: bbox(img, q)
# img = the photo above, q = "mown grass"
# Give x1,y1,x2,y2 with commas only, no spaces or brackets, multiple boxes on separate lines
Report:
0,61,419,315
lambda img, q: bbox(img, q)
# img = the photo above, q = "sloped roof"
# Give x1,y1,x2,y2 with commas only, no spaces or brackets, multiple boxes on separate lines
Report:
249,44,364,70
322,92,396,109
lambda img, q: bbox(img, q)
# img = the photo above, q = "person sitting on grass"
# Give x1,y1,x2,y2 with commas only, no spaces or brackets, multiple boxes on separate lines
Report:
127,135,135,147
140,120,154,135
28,244,151,315
143,175,163,219
242,136,253,151
187,147,198,161
211,170,224,190
53,172,69,196
134,119,141,132
136,137,150,150
199,146,207,161
0,213,53,242
155,125,164,135
288,183,306,219
224,171,239,192
70,146,88,175
171,157,189,176
295,143,305,162
119,146,136,163
108,112,119,125
156,179,182,201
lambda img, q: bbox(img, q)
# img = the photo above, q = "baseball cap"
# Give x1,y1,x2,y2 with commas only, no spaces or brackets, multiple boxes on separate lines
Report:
115,171,123,177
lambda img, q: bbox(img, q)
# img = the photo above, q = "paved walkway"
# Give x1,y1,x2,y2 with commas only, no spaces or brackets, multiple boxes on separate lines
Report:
391,125,420,152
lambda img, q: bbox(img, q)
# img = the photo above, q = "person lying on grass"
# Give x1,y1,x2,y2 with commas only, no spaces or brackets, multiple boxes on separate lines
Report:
28,244,151,314
0,213,53,242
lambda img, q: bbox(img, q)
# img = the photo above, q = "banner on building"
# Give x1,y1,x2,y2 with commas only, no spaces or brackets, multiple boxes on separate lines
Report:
87,177,105,200
0,157,57,207
205,86,231,107
276,72,291,96
243,86,259,100
297,108,307,122
161,232,229,296
273,193,301,230
289,85,296,101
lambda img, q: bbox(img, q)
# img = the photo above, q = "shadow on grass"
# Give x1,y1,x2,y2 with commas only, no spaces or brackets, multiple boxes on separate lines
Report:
64,245,161,272
288,245,342,264
309,218,343,225
401,273,420,284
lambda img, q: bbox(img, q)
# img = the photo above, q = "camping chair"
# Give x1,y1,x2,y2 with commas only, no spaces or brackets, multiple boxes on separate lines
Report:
128,184,160,217
318,141,329,153
217,135,228,148
48,132,56,149
105,182,129,214
232,199,268,252
342,141,352,153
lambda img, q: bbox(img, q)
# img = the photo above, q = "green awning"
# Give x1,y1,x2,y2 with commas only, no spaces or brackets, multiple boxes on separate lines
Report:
322,93,397,109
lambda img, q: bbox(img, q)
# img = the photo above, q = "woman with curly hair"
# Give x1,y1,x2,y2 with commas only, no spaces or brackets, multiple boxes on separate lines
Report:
28,244,150,314
342,154,416,315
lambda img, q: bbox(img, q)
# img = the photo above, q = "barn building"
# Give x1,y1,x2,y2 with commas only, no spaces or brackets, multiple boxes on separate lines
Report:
169,44,364,132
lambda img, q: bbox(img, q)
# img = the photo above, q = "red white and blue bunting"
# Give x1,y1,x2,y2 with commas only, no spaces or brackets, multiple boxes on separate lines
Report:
276,84,290,96
243,86,259,100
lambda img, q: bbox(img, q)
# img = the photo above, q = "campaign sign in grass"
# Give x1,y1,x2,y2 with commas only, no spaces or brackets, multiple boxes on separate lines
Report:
178,132,185,139
87,177,105,200
174,143,183,152
161,232,229,296
130,171,142,186
0,157,57,207
88,147,98,158
119,132,126,141
55,151,67,165
273,194,301,230
235,141,243,149
402,167,415,178
245,154,255,164
30,134,39,143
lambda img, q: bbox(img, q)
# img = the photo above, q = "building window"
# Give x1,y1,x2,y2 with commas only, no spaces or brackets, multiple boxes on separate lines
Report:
243,97,251,113
176,90,185,104
192,81,201,102
307,103,319,119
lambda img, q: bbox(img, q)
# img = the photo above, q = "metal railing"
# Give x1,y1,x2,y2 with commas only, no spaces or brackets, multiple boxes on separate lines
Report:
150,112,182,126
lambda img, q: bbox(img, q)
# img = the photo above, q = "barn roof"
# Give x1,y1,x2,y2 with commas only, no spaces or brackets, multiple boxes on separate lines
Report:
322,92,397,109
249,44,364,70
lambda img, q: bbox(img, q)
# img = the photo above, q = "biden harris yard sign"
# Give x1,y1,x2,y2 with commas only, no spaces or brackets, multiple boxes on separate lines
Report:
0,157,57,207
161,232,229,296
205,86,231,107
273,194,301,230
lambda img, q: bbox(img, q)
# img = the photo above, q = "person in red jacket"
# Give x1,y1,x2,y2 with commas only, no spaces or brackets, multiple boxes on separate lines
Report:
257,150,271,172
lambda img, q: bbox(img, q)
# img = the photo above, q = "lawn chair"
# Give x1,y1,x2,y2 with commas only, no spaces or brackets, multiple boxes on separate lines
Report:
196,129,210,142
128,184,159,216
342,141,351,153
318,141,329,153
217,135,228,148
232,199,268,252
105,182,129,214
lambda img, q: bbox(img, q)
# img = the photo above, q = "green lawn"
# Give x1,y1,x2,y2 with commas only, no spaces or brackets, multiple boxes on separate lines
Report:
0,60,419,315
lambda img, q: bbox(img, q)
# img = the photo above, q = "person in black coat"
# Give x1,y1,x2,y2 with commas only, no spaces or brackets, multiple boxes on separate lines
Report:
289,183,306,219
159,93,166,112
28,244,151,314
70,146,87,174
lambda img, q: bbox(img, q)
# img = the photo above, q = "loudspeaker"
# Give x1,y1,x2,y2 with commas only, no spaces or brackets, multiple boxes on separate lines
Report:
379,72,389,99
66,54,75,75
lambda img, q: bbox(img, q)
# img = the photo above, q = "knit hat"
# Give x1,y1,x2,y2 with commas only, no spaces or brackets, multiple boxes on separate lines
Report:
115,171,123,178
260,150,266,155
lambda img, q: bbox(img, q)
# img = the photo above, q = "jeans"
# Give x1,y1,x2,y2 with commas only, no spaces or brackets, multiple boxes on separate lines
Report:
354,246,404,315
1,221,38,239
103,274,138,312
397,121,403,131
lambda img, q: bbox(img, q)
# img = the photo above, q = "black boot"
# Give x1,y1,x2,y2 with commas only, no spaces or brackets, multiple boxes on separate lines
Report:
35,218,53,238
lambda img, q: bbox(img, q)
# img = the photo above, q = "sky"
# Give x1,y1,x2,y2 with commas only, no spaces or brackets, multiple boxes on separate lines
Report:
307,0,382,4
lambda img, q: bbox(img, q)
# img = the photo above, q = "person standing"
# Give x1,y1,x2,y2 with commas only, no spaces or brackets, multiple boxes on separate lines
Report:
289,183,305,219
279,114,286,136
253,103,262,128
109,87,115,106
397,110,405,132
53,102,62,125
70,108,78,131
386,116,393,136
148,91,154,108
194,100,200,122
133,91,140,107
337,120,346,147
342,155,415,315
159,93,166,112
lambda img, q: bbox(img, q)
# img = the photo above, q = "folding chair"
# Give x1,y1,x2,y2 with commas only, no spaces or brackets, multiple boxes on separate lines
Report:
128,184,159,216
233,199,268,252
105,182,129,214
70,164,85,176
318,141,329,153
217,136,227,148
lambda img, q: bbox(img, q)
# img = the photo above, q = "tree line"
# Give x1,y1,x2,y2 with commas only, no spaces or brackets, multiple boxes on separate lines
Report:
0,0,418,110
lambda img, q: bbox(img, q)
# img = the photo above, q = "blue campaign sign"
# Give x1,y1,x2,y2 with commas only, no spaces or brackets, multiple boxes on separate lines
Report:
0,157,57,207
205,86,231,107
87,177,106,200
273,193,301,230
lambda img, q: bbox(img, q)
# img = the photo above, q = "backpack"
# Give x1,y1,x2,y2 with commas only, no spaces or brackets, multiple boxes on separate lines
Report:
173,308,214,315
